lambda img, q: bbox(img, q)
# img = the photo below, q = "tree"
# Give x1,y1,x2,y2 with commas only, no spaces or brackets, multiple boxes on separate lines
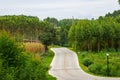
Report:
39,21,56,52
59,19,78,46
44,17,58,27
0,15,41,41
39,33,51,52
68,22,76,48
92,20,103,52
68,16,120,52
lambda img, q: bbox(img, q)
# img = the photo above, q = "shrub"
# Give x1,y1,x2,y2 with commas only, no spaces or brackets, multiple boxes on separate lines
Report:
0,32,55,80
88,64,103,74
108,48,116,52
81,52,88,58
18,58,48,80
82,58,93,67
0,58,17,80
100,65,107,76
0,58,4,79
0,32,23,67
109,65,120,76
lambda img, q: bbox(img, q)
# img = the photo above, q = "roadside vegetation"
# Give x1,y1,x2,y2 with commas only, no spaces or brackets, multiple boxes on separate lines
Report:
77,51,120,77
0,32,56,80
68,10,120,77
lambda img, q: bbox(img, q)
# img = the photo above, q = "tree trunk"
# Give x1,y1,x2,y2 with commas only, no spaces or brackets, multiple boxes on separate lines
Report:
97,38,100,52
118,40,120,50
44,45,48,53
87,40,90,52
111,39,114,48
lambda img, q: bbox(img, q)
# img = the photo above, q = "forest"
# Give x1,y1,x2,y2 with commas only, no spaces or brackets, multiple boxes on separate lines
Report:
69,16,120,52
0,10,120,52
0,15,76,50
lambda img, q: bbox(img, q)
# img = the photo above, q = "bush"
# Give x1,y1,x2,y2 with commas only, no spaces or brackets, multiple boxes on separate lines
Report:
88,64,103,74
0,59,17,80
82,58,93,67
92,64,120,76
109,65,120,76
0,58,4,79
0,32,55,80
81,52,88,58
0,32,23,67
108,48,116,52
18,57,48,80
100,65,107,76
79,51,120,77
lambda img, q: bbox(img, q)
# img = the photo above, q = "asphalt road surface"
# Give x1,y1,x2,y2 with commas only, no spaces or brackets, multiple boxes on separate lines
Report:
49,48,120,80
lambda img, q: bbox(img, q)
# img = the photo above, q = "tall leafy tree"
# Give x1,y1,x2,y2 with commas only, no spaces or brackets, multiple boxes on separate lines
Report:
39,21,56,52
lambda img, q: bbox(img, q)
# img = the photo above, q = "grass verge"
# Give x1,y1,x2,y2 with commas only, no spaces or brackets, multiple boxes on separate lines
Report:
77,51,120,77
69,48,120,77
42,49,56,80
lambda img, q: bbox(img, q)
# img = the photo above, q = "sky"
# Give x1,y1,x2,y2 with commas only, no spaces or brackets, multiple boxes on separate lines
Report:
0,0,119,20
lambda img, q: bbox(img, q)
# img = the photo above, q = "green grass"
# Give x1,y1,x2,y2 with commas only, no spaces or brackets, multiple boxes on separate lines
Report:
77,51,120,77
49,45,62,48
24,49,56,80
42,50,56,80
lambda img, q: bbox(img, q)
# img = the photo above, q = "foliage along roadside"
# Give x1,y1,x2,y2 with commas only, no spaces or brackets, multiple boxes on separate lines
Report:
41,49,56,80
77,51,120,77
0,31,56,80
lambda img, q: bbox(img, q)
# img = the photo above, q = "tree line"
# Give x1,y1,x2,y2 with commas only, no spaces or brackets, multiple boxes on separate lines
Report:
0,10,120,52
0,15,75,51
0,15,41,41
68,15,120,52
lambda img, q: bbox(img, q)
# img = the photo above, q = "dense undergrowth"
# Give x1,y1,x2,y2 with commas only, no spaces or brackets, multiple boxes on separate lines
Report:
0,32,56,80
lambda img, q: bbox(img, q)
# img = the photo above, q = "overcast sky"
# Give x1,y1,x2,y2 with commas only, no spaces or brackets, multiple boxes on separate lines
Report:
0,0,119,20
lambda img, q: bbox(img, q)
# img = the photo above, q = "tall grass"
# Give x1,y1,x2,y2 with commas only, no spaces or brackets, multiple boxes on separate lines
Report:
24,42,44,53
23,42,44,61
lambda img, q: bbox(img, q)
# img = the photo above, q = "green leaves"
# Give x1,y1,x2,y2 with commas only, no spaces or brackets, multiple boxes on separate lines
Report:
82,58,93,67
39,33,51,45
0,32,55,80
0,32,22,67
0,15,40,40
38,21,56,51
68,17,120,52
119,0,120,4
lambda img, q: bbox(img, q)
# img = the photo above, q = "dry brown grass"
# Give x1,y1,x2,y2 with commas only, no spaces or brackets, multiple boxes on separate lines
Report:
24,42,44,53
24,42,44,60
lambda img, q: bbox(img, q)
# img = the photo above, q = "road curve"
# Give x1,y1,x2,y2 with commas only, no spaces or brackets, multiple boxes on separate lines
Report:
49,48,120,80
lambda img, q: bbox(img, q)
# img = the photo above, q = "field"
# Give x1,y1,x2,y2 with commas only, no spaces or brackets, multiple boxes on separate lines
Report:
77,51,120,77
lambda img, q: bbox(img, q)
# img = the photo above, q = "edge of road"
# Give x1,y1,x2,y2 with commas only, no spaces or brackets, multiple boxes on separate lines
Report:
49,47,120,80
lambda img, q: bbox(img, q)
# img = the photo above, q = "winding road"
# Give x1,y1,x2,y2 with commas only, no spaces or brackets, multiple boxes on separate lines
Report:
49,48,120,80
